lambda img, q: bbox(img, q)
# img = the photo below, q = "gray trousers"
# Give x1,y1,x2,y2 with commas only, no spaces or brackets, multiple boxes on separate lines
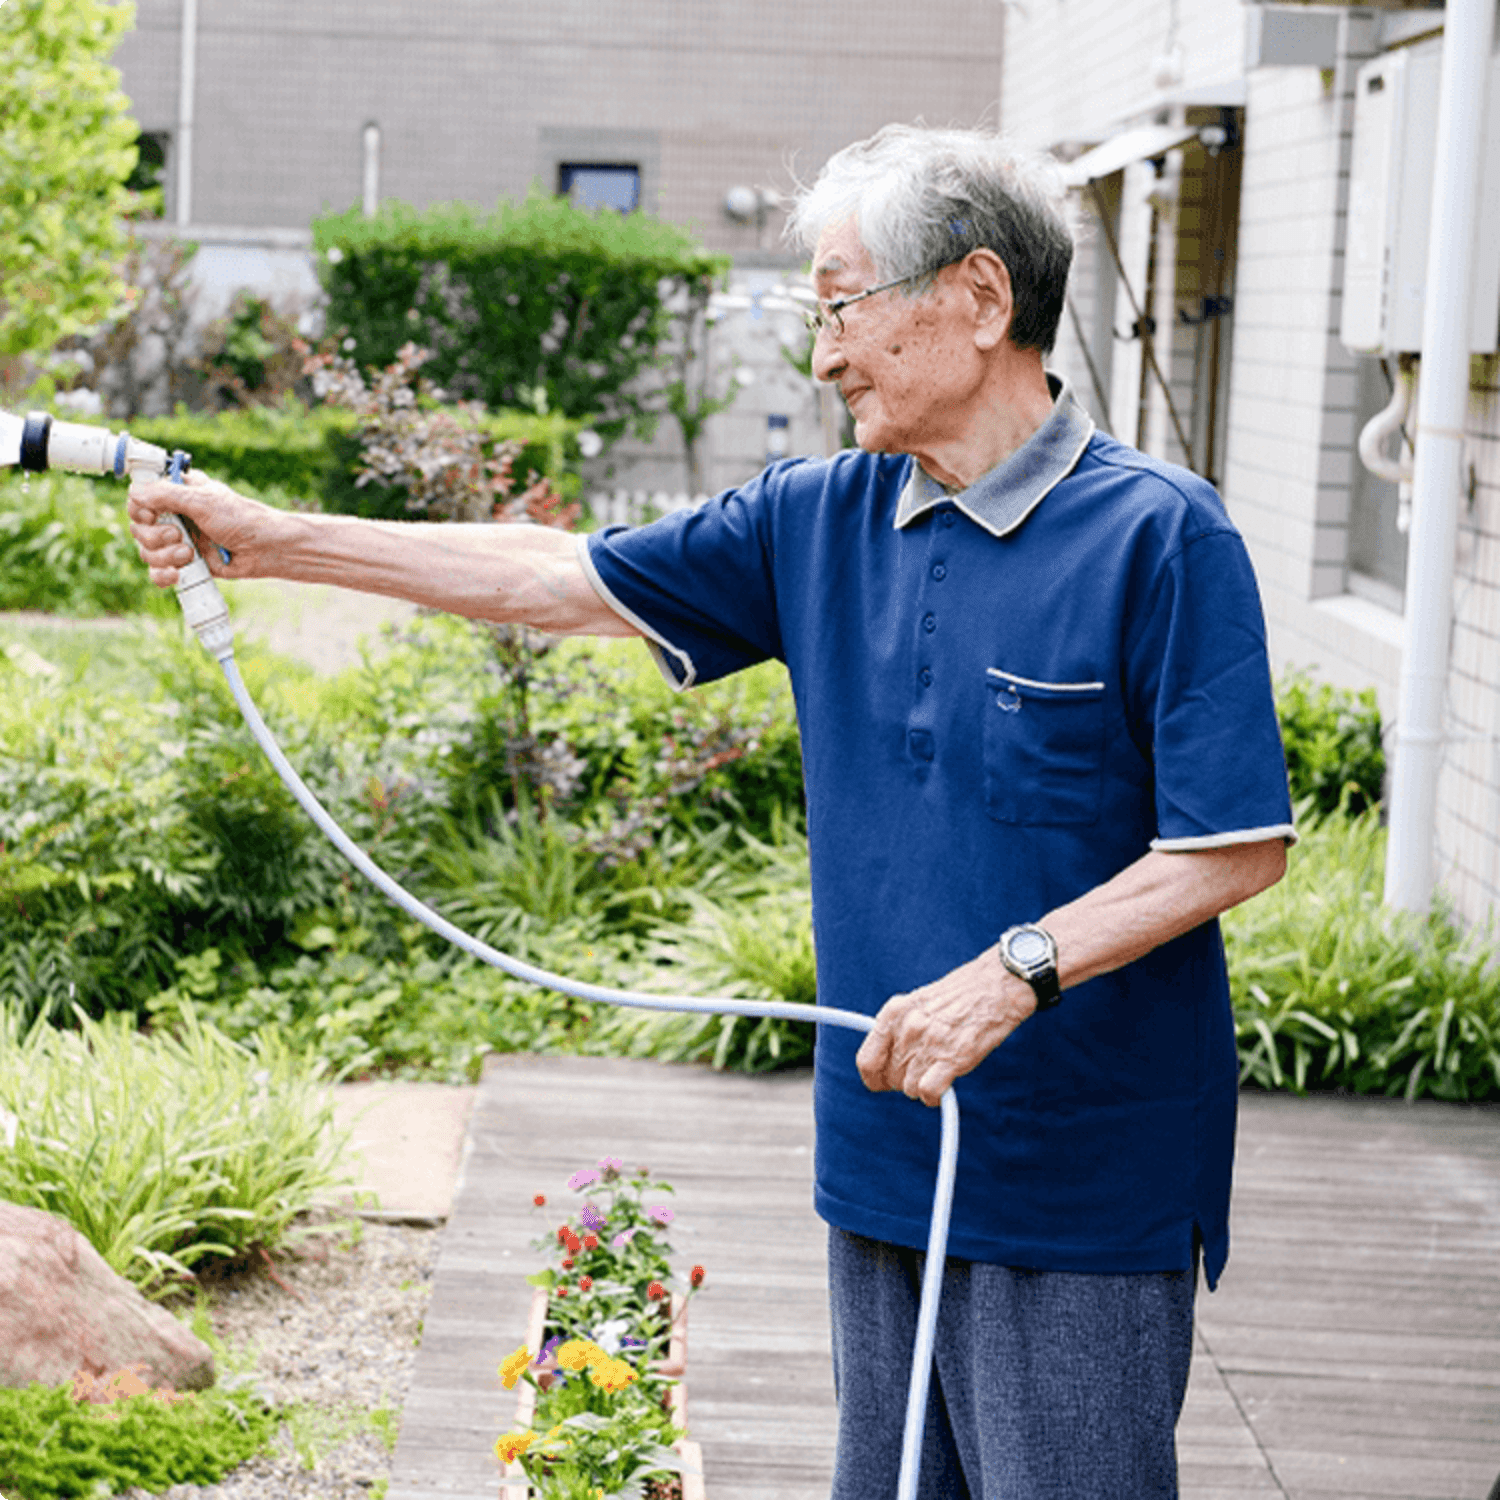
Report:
827,1226,1197,1500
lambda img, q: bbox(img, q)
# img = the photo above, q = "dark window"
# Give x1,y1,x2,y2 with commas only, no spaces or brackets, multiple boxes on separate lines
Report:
558,163,640,213
1347,355,1408,605
126,130,168,196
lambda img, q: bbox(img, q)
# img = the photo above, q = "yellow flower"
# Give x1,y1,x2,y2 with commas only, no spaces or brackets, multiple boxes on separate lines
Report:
556,1338,607,1372
589,1357,638,1392
494,1430,535,1464
498,1344,531,1390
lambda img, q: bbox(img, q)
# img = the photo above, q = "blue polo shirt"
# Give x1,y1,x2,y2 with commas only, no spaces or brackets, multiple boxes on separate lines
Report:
578,378,1294,1289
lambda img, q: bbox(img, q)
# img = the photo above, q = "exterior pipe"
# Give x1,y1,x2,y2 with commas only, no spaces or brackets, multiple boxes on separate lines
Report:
1383,0,1496,914
176,0,198,229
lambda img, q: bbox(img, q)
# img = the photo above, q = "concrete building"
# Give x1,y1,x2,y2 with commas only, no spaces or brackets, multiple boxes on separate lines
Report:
111,0,1005,491
1001,1,1500,928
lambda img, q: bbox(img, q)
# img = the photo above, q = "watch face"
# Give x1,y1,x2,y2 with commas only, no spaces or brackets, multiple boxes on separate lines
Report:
1009,929,1050,967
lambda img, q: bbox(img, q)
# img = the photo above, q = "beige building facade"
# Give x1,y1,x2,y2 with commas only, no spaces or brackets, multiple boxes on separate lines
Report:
1002,0,1500,929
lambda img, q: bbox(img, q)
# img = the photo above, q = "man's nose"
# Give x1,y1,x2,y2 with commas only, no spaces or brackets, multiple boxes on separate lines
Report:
810,326,845,384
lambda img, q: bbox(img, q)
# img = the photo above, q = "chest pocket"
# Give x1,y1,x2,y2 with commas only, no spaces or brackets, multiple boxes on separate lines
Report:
983,668,1106,825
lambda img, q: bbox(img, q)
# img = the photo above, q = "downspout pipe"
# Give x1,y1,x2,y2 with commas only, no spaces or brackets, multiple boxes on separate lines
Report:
176,0,198,230
1383,0,1496,914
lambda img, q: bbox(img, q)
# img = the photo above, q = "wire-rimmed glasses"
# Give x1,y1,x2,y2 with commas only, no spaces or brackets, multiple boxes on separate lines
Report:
803,269,933,338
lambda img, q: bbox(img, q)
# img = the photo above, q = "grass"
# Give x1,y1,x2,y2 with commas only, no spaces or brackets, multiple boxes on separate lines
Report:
0,1003,355,1294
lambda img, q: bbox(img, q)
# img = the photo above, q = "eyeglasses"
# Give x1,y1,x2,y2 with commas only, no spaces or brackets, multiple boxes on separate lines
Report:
803,269,932,338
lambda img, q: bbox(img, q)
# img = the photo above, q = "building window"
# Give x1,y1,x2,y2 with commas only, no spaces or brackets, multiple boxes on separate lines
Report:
559,163,640,213
1347,354,1409,609
126,129,169,213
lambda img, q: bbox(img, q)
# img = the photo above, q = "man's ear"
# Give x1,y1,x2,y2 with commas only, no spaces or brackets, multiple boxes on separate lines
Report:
963,249,1014,351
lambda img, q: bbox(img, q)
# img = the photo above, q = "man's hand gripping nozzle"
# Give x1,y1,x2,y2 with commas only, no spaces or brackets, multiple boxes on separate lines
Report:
2,409,234,661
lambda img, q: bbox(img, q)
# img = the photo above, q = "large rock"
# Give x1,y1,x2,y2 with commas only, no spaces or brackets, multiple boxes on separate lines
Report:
0,1201,215,1391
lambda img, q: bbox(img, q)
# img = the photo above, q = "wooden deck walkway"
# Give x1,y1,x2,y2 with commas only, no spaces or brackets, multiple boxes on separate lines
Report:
387,1055,1500,1500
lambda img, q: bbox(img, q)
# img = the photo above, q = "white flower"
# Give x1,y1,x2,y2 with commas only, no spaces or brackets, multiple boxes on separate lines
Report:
326,246,344,264
577,429,603,459
0,1108,18,1151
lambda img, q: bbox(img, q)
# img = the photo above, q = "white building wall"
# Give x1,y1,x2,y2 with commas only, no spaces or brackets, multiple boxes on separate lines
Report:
1005,1,1500,929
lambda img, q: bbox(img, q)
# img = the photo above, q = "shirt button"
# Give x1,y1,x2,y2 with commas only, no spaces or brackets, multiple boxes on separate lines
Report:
931,563,947,581
942,512,956,528
923,613,937,633
918,666,933,687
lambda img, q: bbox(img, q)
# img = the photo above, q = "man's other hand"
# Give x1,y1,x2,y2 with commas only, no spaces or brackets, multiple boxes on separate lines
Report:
856,947,1036,1107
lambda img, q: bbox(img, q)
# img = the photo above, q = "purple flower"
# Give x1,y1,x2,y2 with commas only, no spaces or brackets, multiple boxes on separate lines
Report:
568,1168,600,1191
532,1334,562,1368
648,1206,674,1225
611,1227,640,1249
579,1204,606,1233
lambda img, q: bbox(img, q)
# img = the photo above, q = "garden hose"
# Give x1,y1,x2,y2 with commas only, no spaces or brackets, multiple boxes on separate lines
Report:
6,409,960,1500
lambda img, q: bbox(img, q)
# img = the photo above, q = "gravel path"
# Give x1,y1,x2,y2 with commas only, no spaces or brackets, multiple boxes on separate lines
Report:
114,1217,441,1500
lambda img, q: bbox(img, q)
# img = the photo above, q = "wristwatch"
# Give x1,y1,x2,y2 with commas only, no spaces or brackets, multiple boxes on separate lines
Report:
998,923,1062,1009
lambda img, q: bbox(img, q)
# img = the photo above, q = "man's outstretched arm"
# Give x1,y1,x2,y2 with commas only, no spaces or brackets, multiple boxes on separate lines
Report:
127,470,639,638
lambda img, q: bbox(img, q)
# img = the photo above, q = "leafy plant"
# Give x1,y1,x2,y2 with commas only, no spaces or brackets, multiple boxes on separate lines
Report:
0,0,140,370
0,472,177,616
1274,667,1386,815
0,1003,354,1293
312,190,729,436
1225,800,1500,1099
495,1160,707,1499
0,1377,276,1500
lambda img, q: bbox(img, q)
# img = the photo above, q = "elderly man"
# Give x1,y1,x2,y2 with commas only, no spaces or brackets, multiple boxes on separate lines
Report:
131,125,1293,1499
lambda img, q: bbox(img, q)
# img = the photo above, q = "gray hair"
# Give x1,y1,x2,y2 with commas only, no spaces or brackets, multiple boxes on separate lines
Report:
786,125,1074,356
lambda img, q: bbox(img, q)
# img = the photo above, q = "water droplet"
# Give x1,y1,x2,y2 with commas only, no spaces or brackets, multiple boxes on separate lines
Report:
20,478,30,496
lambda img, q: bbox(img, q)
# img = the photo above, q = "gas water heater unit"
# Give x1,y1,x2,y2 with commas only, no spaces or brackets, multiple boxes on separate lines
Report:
1340,38,1500,357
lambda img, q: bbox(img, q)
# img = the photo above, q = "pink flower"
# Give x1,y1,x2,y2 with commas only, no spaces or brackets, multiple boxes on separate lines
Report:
597,1156,623,1173
568,1169,600,1191
648,1206,674,1225
611,1228,640,1248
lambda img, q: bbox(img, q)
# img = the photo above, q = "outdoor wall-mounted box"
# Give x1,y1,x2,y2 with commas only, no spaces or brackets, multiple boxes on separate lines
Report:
1340,40,1500,356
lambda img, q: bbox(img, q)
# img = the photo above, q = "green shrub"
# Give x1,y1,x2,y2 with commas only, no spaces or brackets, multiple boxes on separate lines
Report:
312,192,728,431
126,397,584,512
0,471,175,617
0,1003,352,1293
1225,801,1500,1099
1275,667,1385,815
0,1380,276,1500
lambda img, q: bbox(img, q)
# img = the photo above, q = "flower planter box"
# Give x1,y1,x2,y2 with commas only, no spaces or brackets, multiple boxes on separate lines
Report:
501,1286,705,1500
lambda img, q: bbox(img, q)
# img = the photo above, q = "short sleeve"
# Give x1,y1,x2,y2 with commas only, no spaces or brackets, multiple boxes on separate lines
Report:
580,472,788,690
1125,528,1297,849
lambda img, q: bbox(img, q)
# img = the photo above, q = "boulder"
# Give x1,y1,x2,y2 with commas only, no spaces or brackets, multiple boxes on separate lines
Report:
0,1201,215,1392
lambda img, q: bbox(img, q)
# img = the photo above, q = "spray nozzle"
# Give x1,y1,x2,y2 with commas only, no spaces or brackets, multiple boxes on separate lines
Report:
2,408,234,661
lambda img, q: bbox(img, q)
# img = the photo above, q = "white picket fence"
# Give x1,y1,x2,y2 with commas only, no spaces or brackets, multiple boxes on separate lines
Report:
587,489,712,527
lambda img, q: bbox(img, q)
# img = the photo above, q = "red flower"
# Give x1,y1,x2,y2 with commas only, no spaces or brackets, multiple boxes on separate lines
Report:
556,1284,568,1297
583,1234,599,1250
562,1258,574,1270
533,1194,547,1207
556,1227,570,1244
690,1265,705,1288
579,1276,593,1292
647,1281,665,1300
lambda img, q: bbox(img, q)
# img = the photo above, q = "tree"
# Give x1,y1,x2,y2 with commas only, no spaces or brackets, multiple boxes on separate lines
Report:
0,0,140,377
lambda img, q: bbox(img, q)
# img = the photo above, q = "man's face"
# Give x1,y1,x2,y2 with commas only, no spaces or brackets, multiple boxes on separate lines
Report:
810,220,983,458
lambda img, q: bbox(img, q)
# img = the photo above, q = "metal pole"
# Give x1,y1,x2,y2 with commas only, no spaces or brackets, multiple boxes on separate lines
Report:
1383,0,1496,913
176,0,198,229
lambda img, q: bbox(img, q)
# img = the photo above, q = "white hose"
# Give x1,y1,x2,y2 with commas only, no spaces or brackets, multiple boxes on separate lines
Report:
221,654,959,1500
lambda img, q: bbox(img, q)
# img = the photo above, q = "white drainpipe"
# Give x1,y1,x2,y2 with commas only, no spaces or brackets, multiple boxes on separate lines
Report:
1383,0,1496,914
176,0,198,229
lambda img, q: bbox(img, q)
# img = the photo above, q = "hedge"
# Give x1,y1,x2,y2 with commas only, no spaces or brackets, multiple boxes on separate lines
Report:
312,192,729,430
128,399,586,510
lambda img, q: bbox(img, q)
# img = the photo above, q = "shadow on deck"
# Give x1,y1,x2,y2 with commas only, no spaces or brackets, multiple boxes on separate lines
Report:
387,1054,1500,1500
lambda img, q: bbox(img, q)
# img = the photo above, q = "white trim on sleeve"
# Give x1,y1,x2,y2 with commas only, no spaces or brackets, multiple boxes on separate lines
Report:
1151,823,1300,852
574,533,697,691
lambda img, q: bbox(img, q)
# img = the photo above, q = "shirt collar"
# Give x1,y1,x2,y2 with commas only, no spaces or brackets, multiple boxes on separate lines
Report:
893,374,1096,538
